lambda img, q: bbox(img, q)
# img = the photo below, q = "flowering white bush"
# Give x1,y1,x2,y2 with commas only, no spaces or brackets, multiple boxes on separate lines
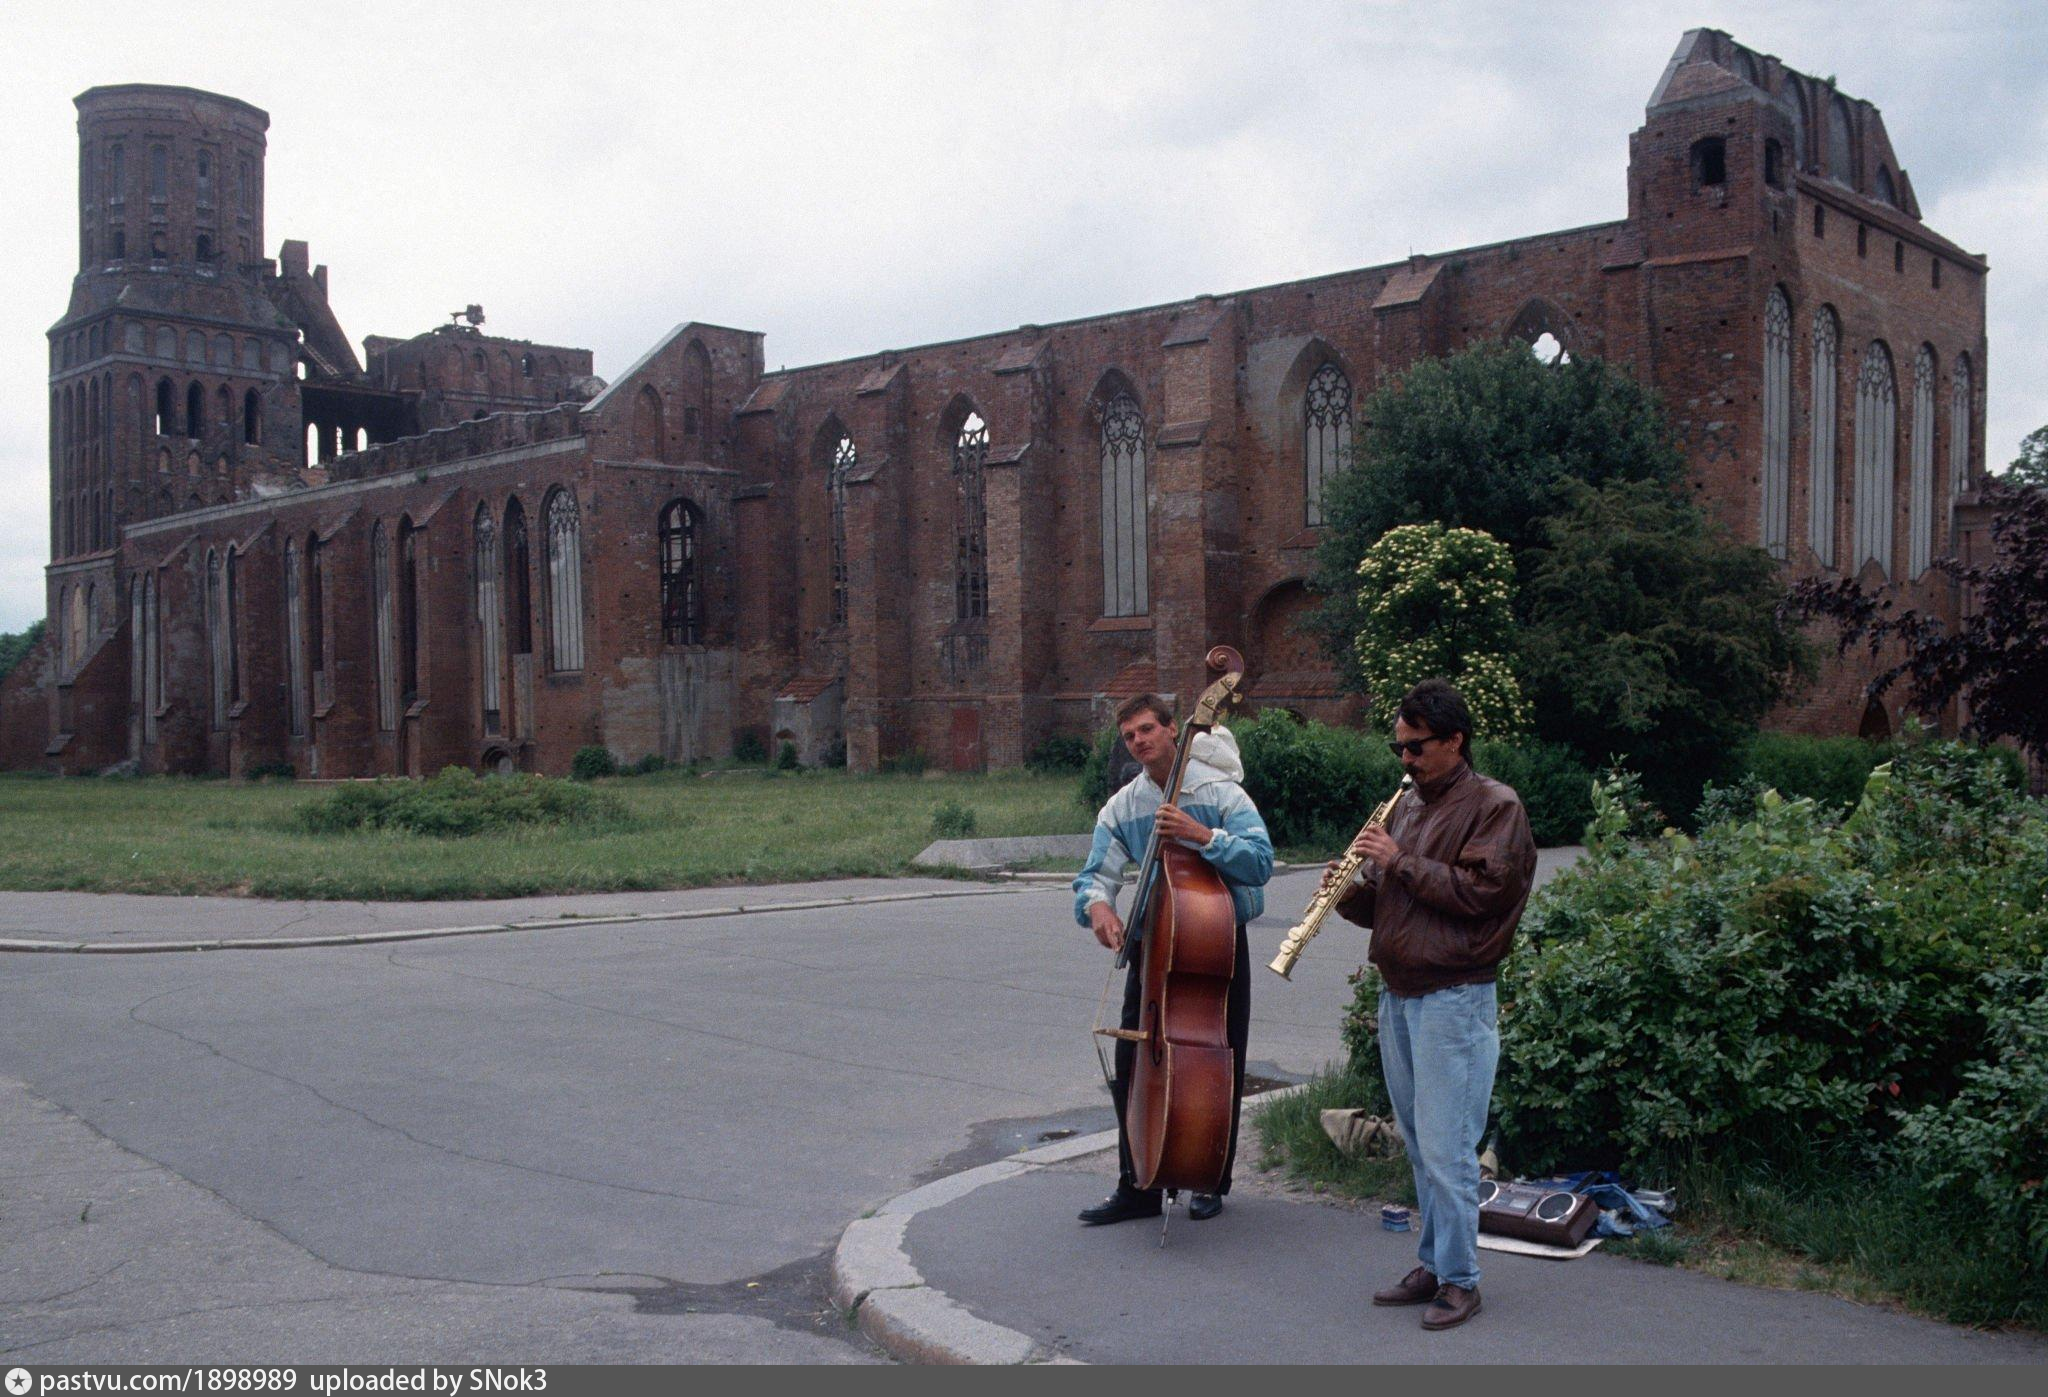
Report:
1353,523,1529,736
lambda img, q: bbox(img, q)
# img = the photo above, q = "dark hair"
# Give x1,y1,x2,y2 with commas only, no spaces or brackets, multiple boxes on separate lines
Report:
1115,692,1175,729
1396,679,1474,763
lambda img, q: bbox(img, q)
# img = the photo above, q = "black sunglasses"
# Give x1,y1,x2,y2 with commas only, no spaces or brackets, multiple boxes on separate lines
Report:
1387,734,1451,758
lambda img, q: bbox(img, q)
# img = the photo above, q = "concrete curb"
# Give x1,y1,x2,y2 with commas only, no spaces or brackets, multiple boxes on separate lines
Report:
0,884,1050,956
832,1083,1308,1365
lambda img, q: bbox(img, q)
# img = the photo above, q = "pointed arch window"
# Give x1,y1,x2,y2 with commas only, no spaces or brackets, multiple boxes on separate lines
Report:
953,412,989,622
660,499,703,645
828,435,854,628
1808,308,1840,566
397,519,420,706
285,541,306,736
1853,342,1897,576
475,507,502,731
372,523,397,730
634,384,665,461
1100,392,1148,617
1950,355,1973,500
1304,363,1353,529
185,381,203,438
505,499,532,656
306,534,327,708
1761,288,1793,559
1909,347,1936,578
544,489,584,671
205,551,228,729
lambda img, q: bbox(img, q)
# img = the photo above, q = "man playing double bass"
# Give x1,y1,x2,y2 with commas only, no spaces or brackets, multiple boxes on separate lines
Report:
1071,692,1274,1225
1334,679,1537,1331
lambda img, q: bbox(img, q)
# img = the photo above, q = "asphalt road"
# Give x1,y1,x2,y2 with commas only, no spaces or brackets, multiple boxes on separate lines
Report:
0,868,1371,1362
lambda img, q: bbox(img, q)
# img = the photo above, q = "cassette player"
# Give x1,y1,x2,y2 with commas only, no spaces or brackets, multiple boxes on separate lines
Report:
1476,1179,1600,1247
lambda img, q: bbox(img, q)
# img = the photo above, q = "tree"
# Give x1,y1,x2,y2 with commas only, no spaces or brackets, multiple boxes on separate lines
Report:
1521,480,1810,820
0,618,45,684
1783,475,2048,763
2005,425,2048,490
1352,523,1528,735
1309,340,1687,688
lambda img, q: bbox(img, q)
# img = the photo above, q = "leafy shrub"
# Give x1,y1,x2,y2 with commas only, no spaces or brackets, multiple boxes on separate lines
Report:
570,745,618,781
879,749,927,776
734,730,768,764
630,754,670,776
1736,732,1887,814
297,767,629,838
1233,710,1403,851
1352,523,1529,735
244,761,297,782
1487,743,2045,1177
1470,737,1593,846
930,799,977,838
1078,729,1123,811
1026,734,1093,774
821,736,848,769
775,741,800,771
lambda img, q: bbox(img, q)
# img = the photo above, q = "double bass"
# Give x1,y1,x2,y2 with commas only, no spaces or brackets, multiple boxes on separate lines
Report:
1094,646,1247,1225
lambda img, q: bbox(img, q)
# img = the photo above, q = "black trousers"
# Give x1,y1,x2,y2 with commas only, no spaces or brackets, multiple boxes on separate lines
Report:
1111,920,1252,1198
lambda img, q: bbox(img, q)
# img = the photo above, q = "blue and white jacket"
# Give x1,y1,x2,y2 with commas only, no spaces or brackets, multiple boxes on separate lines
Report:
1072,726,1275,930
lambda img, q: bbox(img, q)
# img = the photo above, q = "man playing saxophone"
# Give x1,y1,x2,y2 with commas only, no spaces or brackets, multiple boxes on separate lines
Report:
1332,679,1536,1332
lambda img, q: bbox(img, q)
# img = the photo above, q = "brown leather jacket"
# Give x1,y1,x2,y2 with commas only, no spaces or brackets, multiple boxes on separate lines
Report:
1335,762,1538,997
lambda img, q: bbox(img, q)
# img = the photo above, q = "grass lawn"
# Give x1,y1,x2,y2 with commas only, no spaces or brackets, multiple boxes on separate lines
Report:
0,768,1091,900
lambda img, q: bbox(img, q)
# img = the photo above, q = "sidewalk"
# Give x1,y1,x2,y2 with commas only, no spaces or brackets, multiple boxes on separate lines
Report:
0,877,1035,953
833,1120,2048,1365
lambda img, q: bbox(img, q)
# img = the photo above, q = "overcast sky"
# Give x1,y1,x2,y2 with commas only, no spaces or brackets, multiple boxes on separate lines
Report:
1,0,2040,632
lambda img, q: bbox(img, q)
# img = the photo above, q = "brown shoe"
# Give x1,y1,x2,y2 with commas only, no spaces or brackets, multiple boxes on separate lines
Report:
1421,1283,1482,1330
1371,1266,1439,1306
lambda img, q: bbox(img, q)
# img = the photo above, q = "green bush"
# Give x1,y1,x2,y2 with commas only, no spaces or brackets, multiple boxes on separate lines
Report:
879,749,927,776
244,761,297,782
775,741,800,771
1078,729,1122,811
1488,743,2044,1180
930,799,977,838
1026,734,1093,774
1736,732,1888,814
297,767,629,838
630,754,670,776
1470,737,1594,846
570,745,618,781
733,730,768,764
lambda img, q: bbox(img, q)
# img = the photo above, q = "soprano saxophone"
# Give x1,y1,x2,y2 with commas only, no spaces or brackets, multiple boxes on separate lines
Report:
1267,775,1414,979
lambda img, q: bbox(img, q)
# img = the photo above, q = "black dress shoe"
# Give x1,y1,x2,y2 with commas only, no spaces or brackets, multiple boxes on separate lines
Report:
1078,1188,1163,1225
1187,1193,1223,1221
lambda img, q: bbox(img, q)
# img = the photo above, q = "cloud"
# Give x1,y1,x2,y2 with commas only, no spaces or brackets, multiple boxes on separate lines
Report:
0,0,2040,630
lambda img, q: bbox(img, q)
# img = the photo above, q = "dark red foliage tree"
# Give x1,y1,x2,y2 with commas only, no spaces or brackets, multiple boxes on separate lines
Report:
1782,478,2048,761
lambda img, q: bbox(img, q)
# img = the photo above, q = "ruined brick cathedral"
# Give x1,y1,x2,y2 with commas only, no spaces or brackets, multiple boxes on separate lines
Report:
0,30,1993,776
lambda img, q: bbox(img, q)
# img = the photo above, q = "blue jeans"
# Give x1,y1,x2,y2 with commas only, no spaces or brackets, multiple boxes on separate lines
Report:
1378,981,1499,1290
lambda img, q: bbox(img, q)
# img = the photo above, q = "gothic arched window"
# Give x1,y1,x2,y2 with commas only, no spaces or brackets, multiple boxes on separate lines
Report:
1950,354,1973,500
397,518,420,706
1761,288,1793,560
1304,362,1353,529
660,499,703,645
185,381,203,438
634,384,665,461
475,506,502,731
1909,346,1937,578
285,540,306,737
544,488,584,672
1828,95,1855,185
504,498,532,656
205,550,227,729
828,435,854,628
371,523,397,731
1853,341,1897,576
953,412,988,622
1809,308,1841,566
1100,391,1148,617
244,388,261,445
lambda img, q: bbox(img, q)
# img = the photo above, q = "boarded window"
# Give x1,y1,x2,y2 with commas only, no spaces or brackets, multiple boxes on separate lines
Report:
1099,391,1148,617
1304,362,1353,528
1909,347,1936,577
1761,288,1792,560
1809,308,1840,566
1853,342,1897,576
544,489,584,671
